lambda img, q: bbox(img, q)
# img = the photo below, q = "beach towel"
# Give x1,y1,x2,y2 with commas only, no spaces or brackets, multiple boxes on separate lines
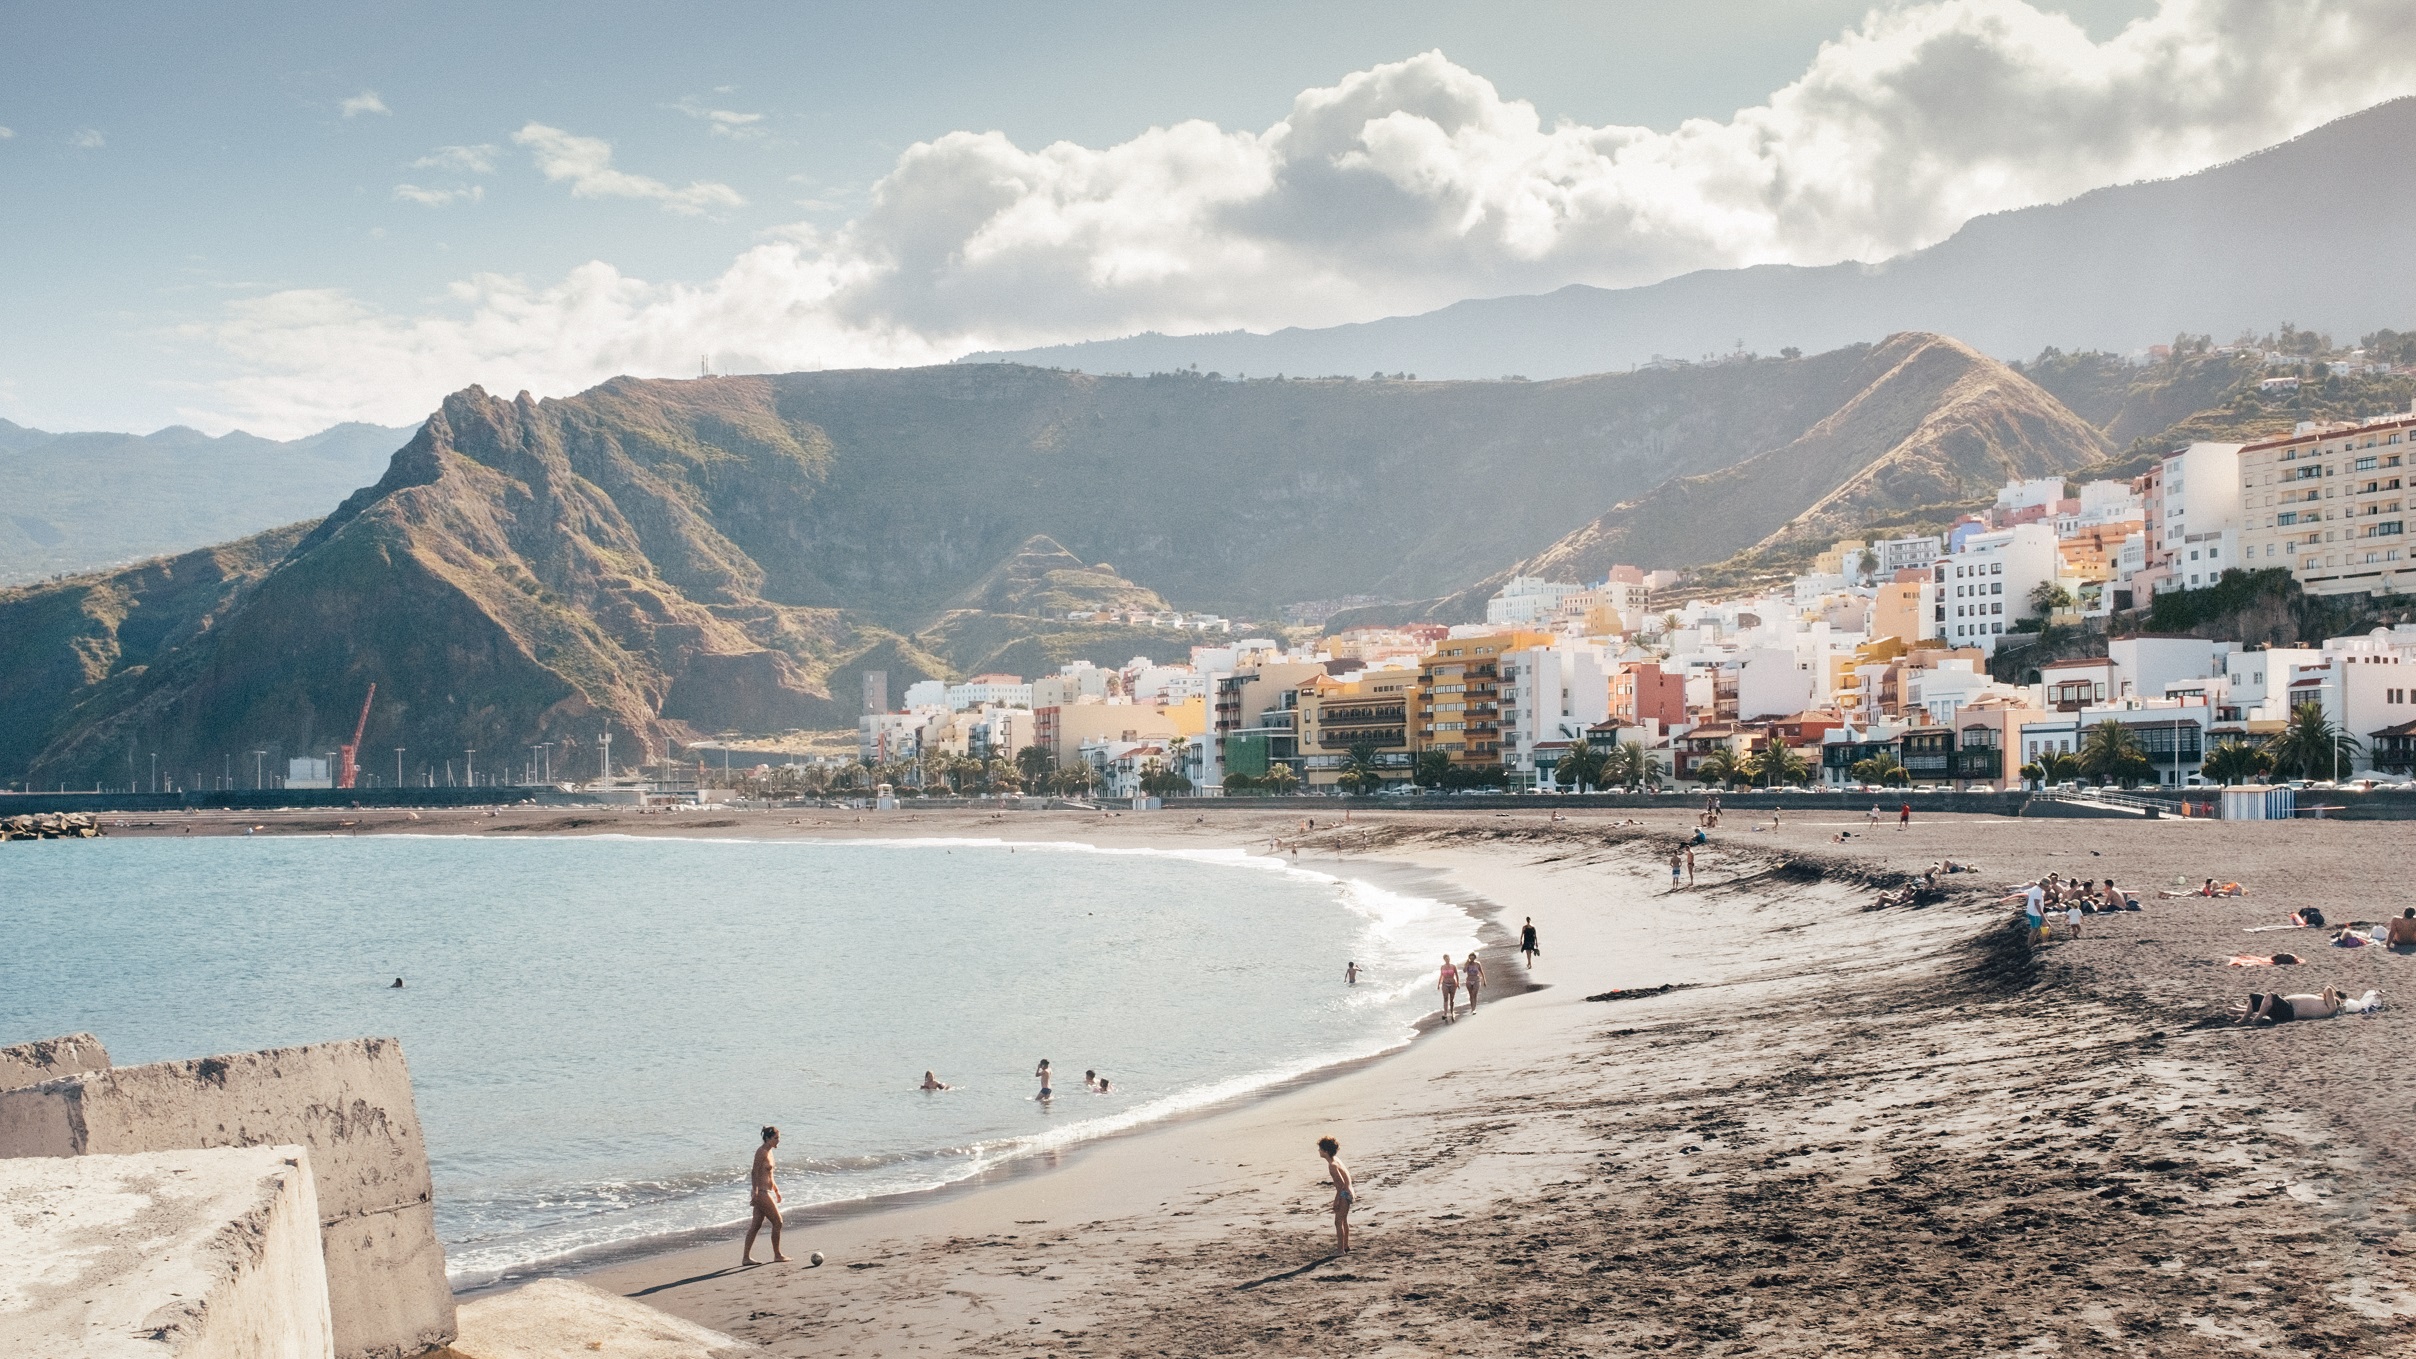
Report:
2226,954,2275,967
2342,990,2385,1014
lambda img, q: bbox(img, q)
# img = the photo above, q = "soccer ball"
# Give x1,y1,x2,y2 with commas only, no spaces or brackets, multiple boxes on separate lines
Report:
809,1251,825,1266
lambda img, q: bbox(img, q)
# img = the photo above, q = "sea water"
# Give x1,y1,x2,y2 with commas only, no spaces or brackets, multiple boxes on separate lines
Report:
0,833,1474,1285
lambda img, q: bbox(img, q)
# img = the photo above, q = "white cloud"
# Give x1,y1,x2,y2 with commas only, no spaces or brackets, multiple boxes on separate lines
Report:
341,90,391,118
68,128,104,150
393,183,485,207
512,122,746,215
413,143,499,174
674,98,768,140
200,0,2416,436
0,127,14,140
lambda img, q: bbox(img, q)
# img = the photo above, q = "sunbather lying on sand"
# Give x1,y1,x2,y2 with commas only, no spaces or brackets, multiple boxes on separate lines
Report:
2233,988,2347,1022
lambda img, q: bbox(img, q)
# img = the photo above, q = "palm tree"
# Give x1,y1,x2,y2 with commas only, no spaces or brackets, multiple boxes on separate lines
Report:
1692,747,1748,789
1260,764,1301,795
2264,701,2360,781
1412,750,1453,788
1554,742,1611,793
2201,739,2272,786
1750,742,1812,788
2078,720,2153,787
1015,744,1055,786
1336,741,1387,795
1604,739,1659,790
1137,759,1190,798
1849,752,1910,787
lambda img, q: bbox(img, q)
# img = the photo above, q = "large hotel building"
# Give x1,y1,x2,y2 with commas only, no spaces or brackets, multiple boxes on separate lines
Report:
2237,412,2416,598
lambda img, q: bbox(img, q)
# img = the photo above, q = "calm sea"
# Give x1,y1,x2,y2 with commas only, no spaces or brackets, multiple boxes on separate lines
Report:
0,834,1473,1285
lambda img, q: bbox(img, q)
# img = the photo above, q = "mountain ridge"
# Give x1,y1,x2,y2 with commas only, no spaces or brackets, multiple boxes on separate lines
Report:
963,98,2416,383
0,336,2111,784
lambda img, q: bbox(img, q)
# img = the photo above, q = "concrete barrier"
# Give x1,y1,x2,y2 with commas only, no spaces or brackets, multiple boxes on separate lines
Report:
0,1038,455,1359
0,1031,109,1091
446,1279,765,1358
0,1144,334,1359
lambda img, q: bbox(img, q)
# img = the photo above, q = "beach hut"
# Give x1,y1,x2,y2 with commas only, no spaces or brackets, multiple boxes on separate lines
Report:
2218,784,2295,821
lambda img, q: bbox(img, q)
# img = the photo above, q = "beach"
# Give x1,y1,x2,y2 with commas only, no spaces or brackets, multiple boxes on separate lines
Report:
108,802,2416,1353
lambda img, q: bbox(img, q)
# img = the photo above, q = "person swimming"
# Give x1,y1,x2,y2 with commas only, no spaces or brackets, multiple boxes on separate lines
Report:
390,977,404,989
920,1071,949,1091
1083,1068,1098,1092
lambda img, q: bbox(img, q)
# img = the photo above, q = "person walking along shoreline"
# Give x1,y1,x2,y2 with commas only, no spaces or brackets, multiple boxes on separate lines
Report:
742,1126,788,1265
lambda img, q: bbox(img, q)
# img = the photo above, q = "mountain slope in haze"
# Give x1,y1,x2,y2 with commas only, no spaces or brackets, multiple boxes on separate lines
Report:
1523,334,2110,573
0,343,2109,784
966,99,2416,382
0,420,413,584
1374,335,2110,626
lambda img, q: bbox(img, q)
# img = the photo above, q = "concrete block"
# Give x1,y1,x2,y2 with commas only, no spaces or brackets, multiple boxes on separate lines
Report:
0,1031,110,1091
444,1279,763,1359
0,1144,333,1359
0,1038,455,1359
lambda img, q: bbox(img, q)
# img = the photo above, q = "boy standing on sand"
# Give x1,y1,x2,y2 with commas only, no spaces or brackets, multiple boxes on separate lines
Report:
743,1126,787,1265
1318,1136,1353,1252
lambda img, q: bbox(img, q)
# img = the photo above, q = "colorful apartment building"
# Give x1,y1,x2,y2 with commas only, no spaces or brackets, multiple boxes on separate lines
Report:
1414,631,1554,772
1298,668,1417,788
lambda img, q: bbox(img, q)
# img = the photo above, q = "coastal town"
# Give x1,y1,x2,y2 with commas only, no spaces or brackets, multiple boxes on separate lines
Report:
835,410,2416,802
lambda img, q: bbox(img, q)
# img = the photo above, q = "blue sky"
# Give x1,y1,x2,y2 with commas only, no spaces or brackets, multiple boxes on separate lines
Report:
11,0,2411,437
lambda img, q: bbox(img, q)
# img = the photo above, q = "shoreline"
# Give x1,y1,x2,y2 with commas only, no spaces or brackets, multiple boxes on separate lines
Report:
449,843,1507,1297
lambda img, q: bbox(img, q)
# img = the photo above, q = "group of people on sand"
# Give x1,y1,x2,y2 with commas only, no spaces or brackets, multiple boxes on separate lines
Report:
1437,950,1485,1019
2005,872,2137,941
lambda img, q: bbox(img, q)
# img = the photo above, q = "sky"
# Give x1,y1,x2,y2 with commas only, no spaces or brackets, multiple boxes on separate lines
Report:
7,0,2416,438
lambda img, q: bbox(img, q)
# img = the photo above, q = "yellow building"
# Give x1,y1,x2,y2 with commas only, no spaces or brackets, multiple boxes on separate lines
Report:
1298,668,1416,788
2239,414,2416,596
1415,631,1556,771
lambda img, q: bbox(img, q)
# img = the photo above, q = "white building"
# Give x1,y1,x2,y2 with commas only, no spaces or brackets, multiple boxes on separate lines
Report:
286,756,331,789
2152,442,2245,580
1032,664,1110,707
2017,701,2214,786
945,675,1033,710
1737,646,1815,720
1872,535,1943,574
1501,638,1614,786
1931,523,2059,654
1996,477,2065,516
1486,575,1587,625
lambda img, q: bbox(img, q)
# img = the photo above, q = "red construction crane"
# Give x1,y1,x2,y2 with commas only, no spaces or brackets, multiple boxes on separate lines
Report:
336,683,376,790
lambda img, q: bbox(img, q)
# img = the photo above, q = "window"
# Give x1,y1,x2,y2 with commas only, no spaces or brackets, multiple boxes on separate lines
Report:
2358,456,2380,471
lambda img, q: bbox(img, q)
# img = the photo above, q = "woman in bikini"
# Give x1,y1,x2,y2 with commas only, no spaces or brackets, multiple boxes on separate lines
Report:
1318,1135,1353,1252
1462,951,1484,1010
1437,955,1461,1020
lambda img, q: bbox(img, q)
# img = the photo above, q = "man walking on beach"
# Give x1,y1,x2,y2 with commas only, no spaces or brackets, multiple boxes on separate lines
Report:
743,1126,788,1265
1899,802,1912,830
1520,917,1540,966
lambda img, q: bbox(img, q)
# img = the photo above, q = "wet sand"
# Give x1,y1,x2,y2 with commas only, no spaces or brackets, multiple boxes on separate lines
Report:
123,802,2416,1353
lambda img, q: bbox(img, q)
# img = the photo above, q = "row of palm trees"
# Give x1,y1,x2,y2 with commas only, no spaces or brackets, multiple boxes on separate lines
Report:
2020,702,2360,788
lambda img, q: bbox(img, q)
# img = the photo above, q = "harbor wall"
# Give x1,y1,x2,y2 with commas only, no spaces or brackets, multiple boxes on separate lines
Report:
0,1144,334,1359
0,1038,455,1359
